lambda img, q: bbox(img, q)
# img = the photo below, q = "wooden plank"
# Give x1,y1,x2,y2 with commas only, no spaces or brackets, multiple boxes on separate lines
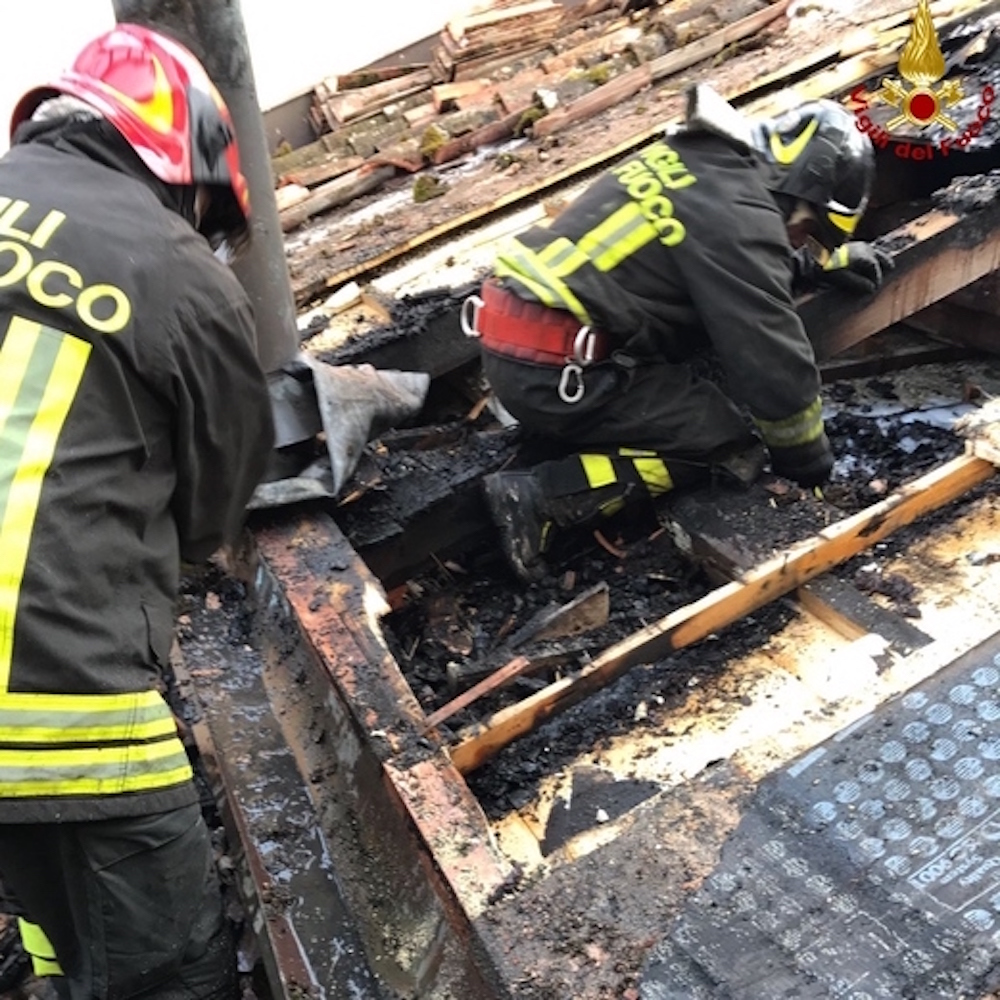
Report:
796,576,933,656
293,0,992,303
321,69,435,126
448,1,560,43
799,200,1000,361
662,482,933,657
332,64,431,90
956,398,1000,466
533,0,790,139
432,80,497,112
424,655,533,731
278,155,365,189
540,24,644,75
447,455,996,774
280,165,396,232
649,0,790,80
904,301,1000,357
532,64,653,138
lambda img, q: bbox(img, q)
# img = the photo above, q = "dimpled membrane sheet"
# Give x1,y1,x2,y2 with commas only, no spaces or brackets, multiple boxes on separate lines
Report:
640,631,1000,1000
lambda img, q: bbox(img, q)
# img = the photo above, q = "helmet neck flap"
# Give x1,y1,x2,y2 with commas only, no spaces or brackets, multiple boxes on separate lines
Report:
10,23,250,252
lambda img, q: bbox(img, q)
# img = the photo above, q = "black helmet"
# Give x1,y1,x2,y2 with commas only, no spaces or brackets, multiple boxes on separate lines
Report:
752,99,875,250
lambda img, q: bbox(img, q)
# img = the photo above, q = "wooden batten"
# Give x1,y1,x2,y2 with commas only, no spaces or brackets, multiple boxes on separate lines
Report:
447,455,997,773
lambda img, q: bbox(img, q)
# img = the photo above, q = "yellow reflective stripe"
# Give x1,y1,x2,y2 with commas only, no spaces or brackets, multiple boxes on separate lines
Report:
755,397,825,448
495,238,594,325
769,118,819,165
18,919,63,976
579,202,658,271
581,454,616,489
30,955,63,977
828,211,858,236
827,245,850,270
0,690,178,743
538,238,590,277
0,738,193,797
632,457,673,495
0,318,90,691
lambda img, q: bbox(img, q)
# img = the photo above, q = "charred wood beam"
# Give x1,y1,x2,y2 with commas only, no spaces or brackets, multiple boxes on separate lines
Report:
904,301,1000,357
251,512,515,995
447,454,996,774
333,427,520,590
818,325,979,382
659,483,934,656
800,196,1000,362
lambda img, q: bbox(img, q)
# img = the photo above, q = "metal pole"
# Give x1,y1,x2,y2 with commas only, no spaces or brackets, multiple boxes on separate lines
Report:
111,0,316,448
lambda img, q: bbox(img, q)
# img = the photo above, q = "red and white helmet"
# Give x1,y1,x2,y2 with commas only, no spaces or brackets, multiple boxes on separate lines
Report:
11,23,250,248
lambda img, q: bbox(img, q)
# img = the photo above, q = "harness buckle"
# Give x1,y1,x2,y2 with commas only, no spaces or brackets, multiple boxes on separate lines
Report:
572,325,596,366
460,294,484,338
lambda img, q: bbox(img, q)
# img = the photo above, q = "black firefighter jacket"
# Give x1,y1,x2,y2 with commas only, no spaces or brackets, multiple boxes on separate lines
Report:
0,121,274,823
492,128,825,454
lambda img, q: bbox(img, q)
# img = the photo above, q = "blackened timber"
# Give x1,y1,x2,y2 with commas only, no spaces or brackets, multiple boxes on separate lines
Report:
173,609,389,998
251,512,514,996
448,455,996,774
333,426,521,590
800,193,1000,362
312,288,479,377
661,484,933,656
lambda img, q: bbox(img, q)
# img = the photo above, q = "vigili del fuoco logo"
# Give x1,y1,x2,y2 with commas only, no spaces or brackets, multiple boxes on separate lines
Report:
851,0,994,160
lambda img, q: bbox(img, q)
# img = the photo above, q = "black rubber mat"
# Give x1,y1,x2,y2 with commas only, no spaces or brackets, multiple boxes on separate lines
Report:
640,630,1000,999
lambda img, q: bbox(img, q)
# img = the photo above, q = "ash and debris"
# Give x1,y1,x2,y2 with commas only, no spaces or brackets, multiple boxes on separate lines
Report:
302,282,482,362
376,357,1000,817
931,168,1000,213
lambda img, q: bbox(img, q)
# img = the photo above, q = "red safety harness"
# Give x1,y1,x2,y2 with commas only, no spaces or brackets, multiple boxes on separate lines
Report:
462,281,613,404
468,281,612,365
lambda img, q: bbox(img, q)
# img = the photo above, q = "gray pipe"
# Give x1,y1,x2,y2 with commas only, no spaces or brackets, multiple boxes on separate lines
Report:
111,0,299,376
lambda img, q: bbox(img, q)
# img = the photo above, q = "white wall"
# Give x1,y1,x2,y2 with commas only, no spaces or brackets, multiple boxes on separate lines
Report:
0,0,464,152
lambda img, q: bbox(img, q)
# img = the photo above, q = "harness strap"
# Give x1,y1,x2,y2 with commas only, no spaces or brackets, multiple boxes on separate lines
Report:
477,281,612,365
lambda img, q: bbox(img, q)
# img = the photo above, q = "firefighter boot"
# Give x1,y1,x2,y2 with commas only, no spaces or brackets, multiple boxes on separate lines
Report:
482,471,556,583
483,469,636,583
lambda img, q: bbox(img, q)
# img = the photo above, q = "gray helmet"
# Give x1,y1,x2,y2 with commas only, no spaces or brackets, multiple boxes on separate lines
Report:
752,99,876,250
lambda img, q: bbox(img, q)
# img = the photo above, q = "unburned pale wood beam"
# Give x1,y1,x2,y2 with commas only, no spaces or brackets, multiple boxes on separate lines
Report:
447,454,996,774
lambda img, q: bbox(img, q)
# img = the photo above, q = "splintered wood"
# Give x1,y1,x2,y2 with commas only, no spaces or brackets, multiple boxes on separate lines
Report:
957,397,1000,466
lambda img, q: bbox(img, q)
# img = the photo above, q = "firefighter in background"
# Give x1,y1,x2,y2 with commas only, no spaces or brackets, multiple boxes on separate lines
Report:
0,25,273,999
471,88,891,582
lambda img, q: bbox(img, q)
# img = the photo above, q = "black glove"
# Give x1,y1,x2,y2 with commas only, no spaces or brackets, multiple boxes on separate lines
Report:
769,433,834,488
792,242,894,296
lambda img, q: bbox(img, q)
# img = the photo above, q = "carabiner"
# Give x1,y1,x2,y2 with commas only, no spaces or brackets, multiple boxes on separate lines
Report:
460,294,484,338
558,362,585,404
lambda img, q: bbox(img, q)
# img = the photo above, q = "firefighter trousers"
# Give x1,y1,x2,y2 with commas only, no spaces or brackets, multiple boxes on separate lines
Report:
481,347,758,459
0,803,236,1000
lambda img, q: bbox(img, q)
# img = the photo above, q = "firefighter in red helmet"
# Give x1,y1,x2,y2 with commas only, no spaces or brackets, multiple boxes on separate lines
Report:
0,24,273,998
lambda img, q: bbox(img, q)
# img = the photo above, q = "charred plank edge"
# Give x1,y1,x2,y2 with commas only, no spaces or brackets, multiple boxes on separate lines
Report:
447,454,996,774
424,654,534,730
800,199,1000,361
795,575,933,654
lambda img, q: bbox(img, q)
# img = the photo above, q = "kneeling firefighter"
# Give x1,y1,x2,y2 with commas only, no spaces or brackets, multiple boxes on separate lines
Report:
467,86,891,582
0,24,273,999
